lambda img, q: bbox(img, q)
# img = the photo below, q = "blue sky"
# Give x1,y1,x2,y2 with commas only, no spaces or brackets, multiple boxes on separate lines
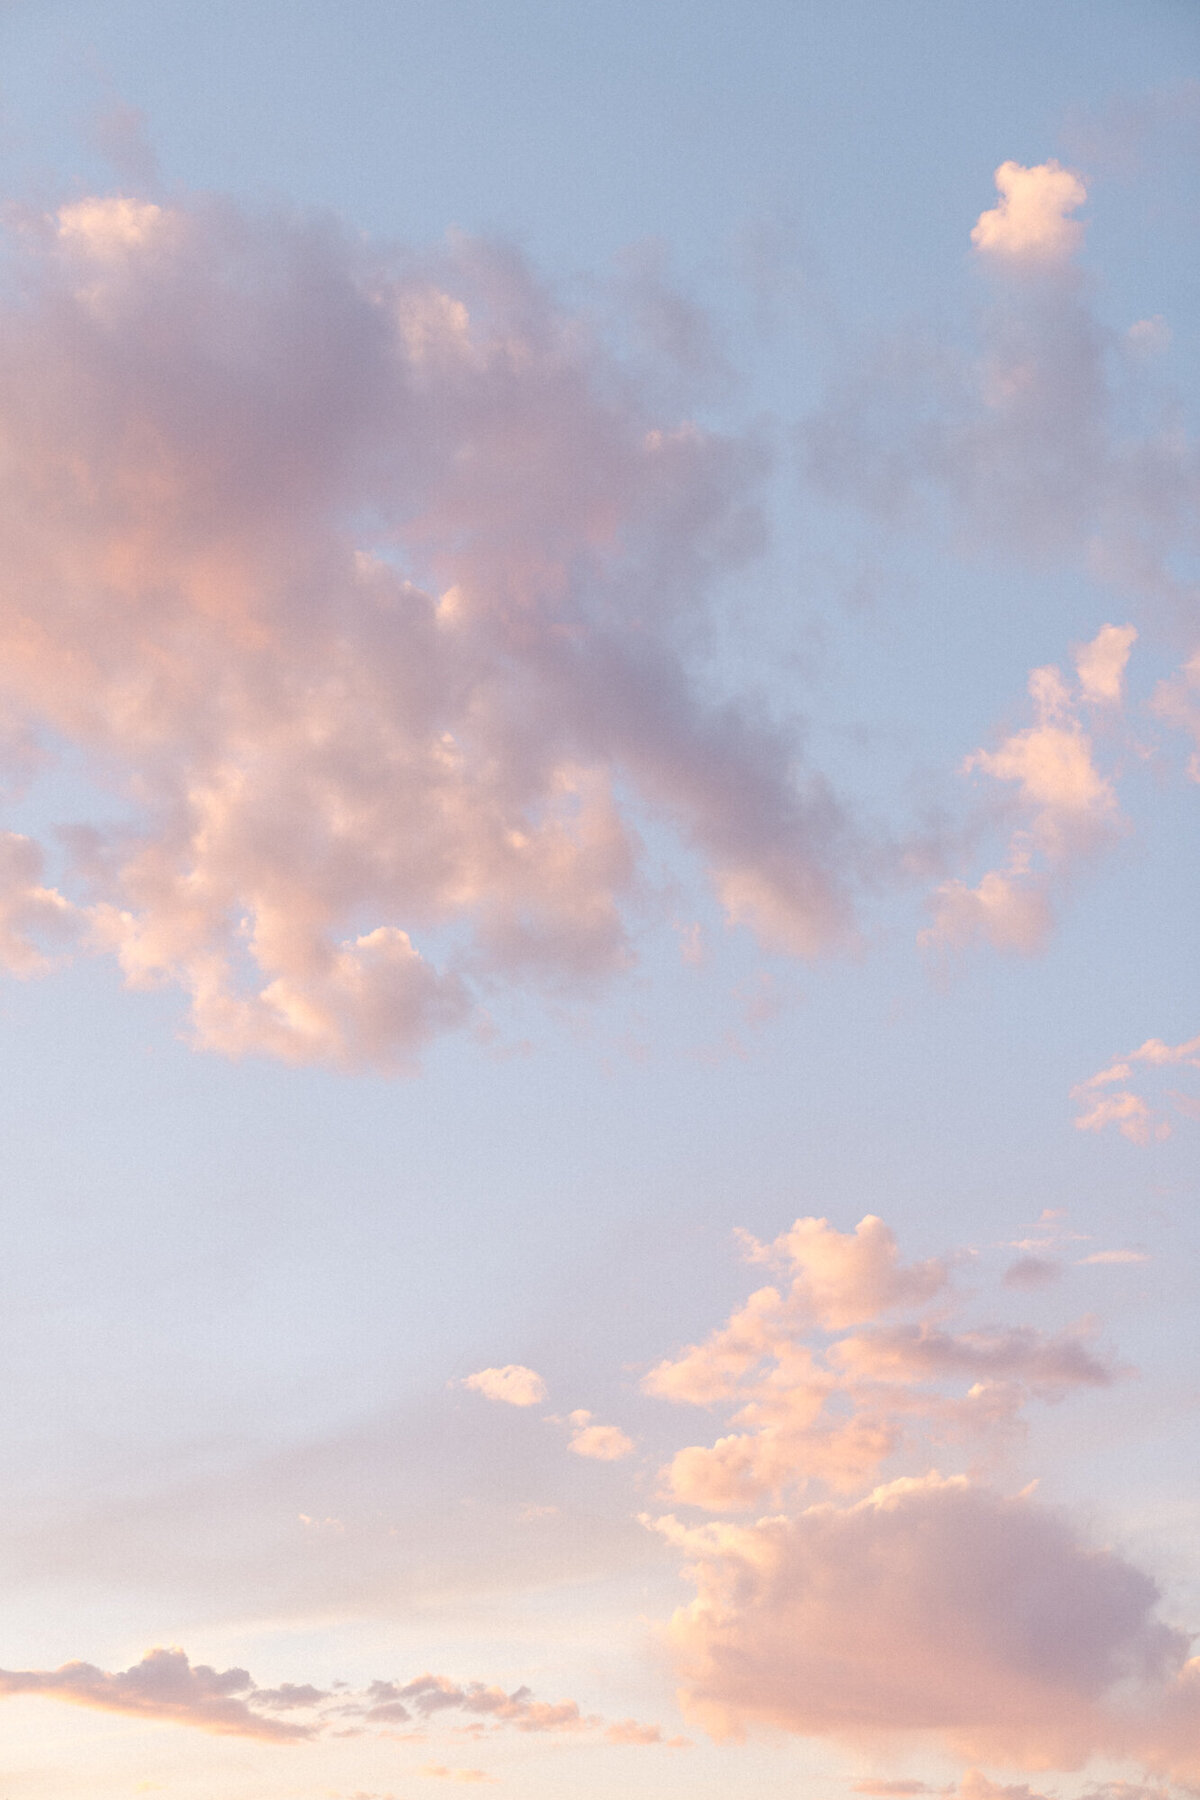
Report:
0,5,1197,1798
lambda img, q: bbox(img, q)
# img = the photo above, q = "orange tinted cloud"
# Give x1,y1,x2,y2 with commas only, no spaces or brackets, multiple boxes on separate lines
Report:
463,1366,547,1407
923,630,1131,957
970,161,1087,262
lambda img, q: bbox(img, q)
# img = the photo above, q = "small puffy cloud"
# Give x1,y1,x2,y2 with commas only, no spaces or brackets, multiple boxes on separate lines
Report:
922,859,1052,957
970,161,1087,263
463,1366,547,1407
1074,624,1138,706
0,1647,315,1742
569,1422,635,1461
966,663,1119,846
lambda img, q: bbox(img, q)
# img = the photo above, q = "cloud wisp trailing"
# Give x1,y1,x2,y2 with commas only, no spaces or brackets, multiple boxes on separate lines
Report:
0,1647,674,1751
0,189,857,1069
922,624,1135,956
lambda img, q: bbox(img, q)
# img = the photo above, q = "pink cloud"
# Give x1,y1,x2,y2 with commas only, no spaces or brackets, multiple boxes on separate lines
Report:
654,1473,1193,1771
922,630,1131,958
735,1215,949,1330
567,1415,635,1460
970,161,1087,263
644,1215,1111,1514
0,188,859,1069
463,1366,547,1407
1072,1031,1200,1142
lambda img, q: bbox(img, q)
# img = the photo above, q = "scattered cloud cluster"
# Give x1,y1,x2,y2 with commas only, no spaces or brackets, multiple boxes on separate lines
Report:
969,159,1089,263
643,1214,1108,1512
644,1216,1200,1785
566,1410,635,1461
0,1648,673,1751
0,188,857,1068
922,626,1133,956
1072,1032,1200,1143
464,1367,636,1459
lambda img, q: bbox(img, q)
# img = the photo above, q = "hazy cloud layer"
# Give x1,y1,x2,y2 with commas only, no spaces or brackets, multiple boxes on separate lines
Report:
0,189,855,1067
803,160,1200,604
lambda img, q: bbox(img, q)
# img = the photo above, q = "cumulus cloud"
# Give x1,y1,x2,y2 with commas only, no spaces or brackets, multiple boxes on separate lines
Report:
644,1217,1200,1786
654,1474,1199,1775
644,1215,1111,1513
733,1215,949,1330
1072,1033,1200,1142
463,1365,547,1407
922,631,1131,957
567,1412,635,1460
970,160,1088,263
0,187,858,1069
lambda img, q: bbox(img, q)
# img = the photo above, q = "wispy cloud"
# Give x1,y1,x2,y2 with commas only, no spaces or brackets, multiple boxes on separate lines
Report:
921,626,1133,957
1072,1031,1200,1142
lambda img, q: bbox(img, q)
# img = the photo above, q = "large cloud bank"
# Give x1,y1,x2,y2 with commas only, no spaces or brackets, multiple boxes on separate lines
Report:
0,191,851,1068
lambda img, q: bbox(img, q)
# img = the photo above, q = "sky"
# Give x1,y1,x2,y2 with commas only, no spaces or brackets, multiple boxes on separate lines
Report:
0,2,1198,1796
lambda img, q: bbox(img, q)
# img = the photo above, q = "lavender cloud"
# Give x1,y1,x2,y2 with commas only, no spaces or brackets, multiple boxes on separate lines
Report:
0,188,856,1068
